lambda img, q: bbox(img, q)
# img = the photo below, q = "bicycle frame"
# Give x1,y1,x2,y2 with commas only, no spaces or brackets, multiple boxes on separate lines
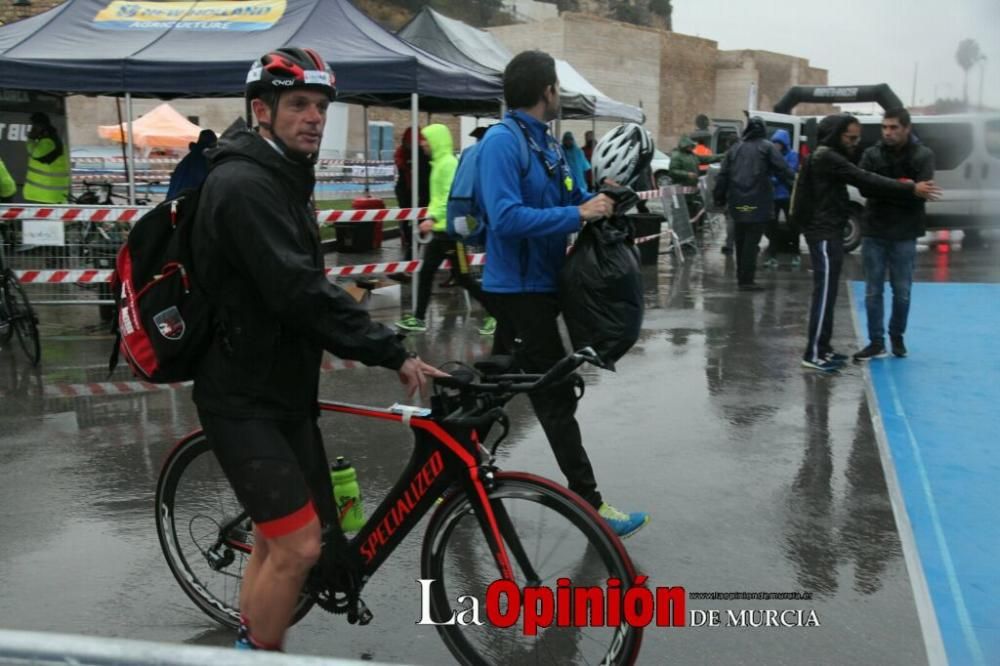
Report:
212,399,516,585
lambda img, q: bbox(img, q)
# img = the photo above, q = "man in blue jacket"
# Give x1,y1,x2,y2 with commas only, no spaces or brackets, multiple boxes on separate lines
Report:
475,50,648,538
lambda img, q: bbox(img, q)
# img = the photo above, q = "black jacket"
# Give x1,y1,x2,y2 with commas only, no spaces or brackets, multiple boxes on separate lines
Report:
714,118,795,224
858,140,935,240
192,125,407,419
800,115,917,243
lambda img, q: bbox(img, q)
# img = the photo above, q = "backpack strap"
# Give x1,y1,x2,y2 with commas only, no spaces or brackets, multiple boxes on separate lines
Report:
499,116,532,177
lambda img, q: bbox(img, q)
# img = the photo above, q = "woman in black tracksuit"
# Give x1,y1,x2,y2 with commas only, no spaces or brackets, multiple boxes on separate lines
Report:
797,114,936,371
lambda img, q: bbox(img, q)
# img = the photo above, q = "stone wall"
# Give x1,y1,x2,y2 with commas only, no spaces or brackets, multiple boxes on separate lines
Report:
659,31,718,151
490,13,660,147
715,50,834,120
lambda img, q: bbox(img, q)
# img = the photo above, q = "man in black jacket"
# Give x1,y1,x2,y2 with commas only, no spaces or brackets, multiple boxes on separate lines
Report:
714,117,795,290
854,108,935,360
797,114,939,372
192,47,444,651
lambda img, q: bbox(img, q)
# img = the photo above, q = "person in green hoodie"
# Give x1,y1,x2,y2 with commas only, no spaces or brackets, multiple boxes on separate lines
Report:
396,124,495,334
668,134,721,225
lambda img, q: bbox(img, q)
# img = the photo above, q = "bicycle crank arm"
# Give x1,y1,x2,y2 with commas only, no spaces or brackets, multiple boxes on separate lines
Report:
347,598,373,626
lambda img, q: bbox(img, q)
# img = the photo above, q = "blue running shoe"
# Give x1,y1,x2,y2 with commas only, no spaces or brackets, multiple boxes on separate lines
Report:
599,502,649,539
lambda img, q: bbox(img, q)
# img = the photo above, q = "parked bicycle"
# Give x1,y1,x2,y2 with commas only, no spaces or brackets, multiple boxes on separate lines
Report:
70,181,154,322
156,348,644,665
0,229,40,365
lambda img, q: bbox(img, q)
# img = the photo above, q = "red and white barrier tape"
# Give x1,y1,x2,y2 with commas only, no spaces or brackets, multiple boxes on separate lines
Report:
317,207,427,224
15,232,663,285
0,204,422,224
1,205,150,222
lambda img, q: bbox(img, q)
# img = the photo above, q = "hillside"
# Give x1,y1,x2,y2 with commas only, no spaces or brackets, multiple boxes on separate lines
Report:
354,0,671,31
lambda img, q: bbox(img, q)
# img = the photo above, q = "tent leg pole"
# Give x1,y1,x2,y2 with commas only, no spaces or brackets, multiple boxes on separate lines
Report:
125,92,136,205
362,105,370,196
411,93,419,308
591,116,596,188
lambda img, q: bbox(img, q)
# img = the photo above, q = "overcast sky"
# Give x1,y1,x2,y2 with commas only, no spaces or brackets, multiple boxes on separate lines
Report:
672,0,1000,111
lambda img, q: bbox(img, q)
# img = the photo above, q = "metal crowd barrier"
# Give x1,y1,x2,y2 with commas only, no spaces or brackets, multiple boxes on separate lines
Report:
0,628,402,666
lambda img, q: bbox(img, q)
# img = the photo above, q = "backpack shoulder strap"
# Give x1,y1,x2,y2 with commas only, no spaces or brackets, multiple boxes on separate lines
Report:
500,116,532,177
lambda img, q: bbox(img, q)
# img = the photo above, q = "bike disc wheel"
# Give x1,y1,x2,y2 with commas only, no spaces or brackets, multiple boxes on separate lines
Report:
155,432,314,628
5,272,40,365
421,472,643,666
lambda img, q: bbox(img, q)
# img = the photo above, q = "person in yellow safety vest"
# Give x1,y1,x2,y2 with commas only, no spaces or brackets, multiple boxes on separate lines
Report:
0,157,16,202
23,112,70,204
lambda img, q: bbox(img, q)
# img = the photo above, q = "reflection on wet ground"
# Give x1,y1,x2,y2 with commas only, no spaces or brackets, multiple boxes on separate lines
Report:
1,231,997,664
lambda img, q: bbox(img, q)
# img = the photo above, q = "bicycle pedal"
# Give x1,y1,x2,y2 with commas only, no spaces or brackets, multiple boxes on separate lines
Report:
348,599,374,625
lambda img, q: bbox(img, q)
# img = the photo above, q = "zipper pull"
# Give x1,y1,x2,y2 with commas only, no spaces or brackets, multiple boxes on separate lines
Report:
170,199,179,227
178,264,190,293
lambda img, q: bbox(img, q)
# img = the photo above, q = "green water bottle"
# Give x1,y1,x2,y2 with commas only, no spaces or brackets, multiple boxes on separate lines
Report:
331,456,365,532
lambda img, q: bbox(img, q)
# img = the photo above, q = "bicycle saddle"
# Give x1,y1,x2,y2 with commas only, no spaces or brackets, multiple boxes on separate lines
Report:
473,355,514,376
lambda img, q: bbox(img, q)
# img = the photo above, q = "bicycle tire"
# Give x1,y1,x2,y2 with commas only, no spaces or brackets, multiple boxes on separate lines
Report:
5,272,40,366
421,472,643,666
155,432,315,628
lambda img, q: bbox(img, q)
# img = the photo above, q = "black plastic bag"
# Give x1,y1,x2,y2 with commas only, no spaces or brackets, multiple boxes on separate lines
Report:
559,214,643,371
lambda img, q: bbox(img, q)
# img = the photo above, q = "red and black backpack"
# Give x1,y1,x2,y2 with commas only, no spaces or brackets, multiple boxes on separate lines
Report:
109,188,215,383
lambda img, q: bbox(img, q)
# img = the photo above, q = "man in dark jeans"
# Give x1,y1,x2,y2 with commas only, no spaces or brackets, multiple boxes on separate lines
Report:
854,108,935,360
797,113,939,372
475,50,647,538
714,117,795,291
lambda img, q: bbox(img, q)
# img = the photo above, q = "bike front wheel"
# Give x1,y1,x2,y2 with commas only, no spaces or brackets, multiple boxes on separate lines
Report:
155,431,315,628
4,271,40,365
421,472,644,666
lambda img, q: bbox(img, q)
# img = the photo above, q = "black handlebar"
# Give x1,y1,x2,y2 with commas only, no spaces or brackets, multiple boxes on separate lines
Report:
434,346,602,395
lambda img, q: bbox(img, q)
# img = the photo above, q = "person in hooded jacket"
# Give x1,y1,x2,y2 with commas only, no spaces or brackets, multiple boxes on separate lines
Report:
393,127,431,263
713,117,795,290
796,113,939,372
166,129,217,199
763,129,801,266
562,131,592,194
395,124,494,335
191,48,445,652
669,135,722,225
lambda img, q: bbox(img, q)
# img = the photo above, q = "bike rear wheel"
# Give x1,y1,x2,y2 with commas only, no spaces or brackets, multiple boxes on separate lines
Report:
421,472,643,666
155,432,315,628
4,271,40,365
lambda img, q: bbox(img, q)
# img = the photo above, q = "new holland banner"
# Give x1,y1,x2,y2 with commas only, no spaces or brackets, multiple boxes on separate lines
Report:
93,0,287,31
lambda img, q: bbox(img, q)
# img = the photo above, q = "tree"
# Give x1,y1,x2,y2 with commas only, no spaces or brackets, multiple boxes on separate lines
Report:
649,0,671,28
955,38,983,108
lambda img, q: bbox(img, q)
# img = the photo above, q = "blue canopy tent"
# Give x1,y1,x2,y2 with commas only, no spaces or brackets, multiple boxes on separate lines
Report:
0,0,502,110
0,0,502,303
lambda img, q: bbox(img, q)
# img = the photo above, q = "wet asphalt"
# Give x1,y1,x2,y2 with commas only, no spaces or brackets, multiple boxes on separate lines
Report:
1,227,997,665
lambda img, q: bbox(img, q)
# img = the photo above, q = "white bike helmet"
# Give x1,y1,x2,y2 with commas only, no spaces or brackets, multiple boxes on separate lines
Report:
591,123,655,187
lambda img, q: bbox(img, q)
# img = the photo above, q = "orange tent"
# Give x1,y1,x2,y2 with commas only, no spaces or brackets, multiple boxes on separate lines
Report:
98,103,204,151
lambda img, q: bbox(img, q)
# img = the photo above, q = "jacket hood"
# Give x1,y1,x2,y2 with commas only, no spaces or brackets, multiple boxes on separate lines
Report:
207,120,315,199
678,135,696,150
818,113,858,150
771,129,791,150
420,124,454,162
742,117,767,141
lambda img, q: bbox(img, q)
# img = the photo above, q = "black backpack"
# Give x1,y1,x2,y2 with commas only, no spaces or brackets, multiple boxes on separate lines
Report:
109,188,215,383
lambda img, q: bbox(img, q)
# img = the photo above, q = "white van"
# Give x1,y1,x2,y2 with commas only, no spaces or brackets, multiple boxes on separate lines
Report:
753,110,1000,251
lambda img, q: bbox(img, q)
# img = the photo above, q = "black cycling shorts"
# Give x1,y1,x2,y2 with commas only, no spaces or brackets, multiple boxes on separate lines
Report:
198,411,335,539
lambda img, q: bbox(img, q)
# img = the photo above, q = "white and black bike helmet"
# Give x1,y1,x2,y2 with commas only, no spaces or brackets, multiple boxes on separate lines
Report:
591,123,655,188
